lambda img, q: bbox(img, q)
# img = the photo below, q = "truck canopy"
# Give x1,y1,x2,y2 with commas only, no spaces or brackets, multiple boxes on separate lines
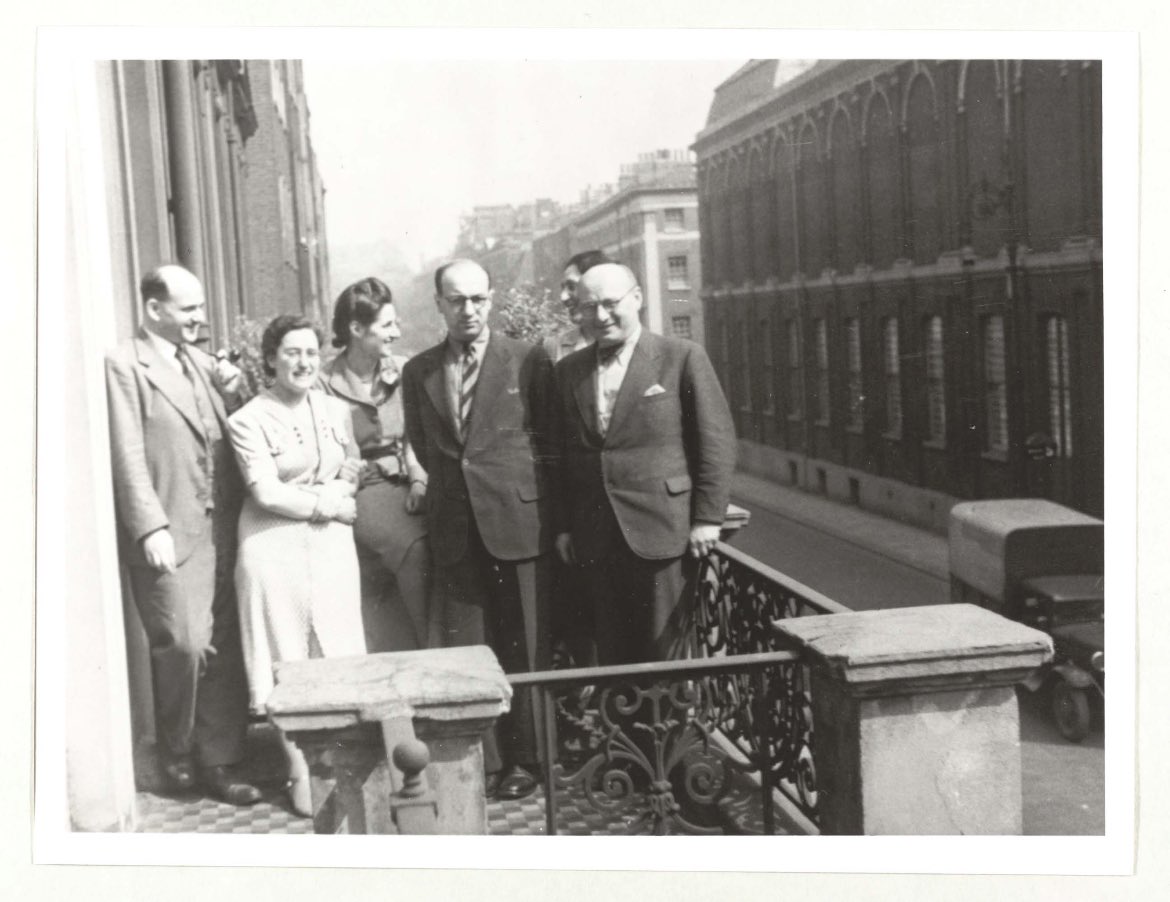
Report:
949,499,1104,603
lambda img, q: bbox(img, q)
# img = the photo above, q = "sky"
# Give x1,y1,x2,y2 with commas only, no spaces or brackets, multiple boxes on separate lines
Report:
301,60,742,265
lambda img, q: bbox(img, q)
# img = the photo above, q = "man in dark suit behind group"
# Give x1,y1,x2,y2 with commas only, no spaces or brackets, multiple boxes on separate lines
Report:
402,258,556,801
554,263,736,665
105,264,260,805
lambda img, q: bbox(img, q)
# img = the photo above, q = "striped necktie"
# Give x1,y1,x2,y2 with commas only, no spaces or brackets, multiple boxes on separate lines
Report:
460,343,478,441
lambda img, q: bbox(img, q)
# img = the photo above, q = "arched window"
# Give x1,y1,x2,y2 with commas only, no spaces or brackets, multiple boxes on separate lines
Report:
797,121,827,277
924,315,946,444
982,314,1009,452
774,137,798,281
883,316,903,436
830,109,861,272
905,73,942,264
865,91,900,268
964,61,1007,258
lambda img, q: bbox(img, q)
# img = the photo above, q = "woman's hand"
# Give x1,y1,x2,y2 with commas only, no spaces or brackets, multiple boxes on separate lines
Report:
334,496,357,525
338,457,365,484
405,480,427,515
320,478,356,500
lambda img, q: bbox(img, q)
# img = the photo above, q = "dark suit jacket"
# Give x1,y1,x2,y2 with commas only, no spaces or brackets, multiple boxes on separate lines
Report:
402,332,556,567
555,329,736,562
105,330,242,568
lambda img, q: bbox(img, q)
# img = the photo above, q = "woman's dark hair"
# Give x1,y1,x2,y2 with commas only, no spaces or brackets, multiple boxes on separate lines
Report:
332,277,394,349
261,314,322,377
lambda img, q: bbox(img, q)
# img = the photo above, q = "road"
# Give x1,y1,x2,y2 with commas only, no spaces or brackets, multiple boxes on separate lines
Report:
727,496,1105,835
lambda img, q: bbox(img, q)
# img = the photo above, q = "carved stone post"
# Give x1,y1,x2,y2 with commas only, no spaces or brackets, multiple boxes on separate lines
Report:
267,645,511,835
775,603,1052,835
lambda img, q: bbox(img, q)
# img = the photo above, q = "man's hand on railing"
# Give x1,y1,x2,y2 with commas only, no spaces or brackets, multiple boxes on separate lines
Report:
688,522,721,559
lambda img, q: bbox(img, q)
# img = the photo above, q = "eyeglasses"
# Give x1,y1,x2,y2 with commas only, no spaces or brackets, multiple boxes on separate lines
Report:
577,285,636,315
442,294,491,309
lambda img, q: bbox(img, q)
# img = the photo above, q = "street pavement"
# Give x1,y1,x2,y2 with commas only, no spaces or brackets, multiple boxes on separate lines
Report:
727,471,1105,835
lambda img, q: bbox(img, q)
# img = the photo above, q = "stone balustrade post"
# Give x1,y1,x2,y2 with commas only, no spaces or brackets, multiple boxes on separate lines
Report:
266,645,511,835
774,603,1053,835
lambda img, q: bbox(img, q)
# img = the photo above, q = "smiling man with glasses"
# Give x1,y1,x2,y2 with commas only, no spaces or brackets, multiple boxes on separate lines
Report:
401,258,557,802
553,262,736,667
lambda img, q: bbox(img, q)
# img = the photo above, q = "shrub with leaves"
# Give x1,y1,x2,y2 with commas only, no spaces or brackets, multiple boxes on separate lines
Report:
491,283,572,346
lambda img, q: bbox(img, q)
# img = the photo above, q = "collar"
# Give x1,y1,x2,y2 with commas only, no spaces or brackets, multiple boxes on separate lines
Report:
597,325,641,366
144,329,182,365
446,327,490,361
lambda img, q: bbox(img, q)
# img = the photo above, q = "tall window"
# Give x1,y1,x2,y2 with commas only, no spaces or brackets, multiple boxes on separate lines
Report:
760,318,776,413
845,318,864,430
671,315,692,340
883,317,902,436
814,318,830,424
983,315,1009,452
664,207,685,231
667,255,690,289
1045,315,1073,457
786,319,803,418
924,316,947,444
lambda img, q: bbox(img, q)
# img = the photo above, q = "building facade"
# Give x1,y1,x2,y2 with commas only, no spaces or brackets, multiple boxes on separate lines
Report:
533,150,705,345
694,60,1103,528
42,58,330,830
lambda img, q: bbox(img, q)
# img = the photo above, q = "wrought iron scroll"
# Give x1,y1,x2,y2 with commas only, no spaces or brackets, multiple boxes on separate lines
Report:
691,542,853,824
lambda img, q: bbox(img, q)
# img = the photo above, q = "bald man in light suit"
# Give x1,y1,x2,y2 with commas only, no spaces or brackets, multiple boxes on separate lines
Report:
105,264,260,805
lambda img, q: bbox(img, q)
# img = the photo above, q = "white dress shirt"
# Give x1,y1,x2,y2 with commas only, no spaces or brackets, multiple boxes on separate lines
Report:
596,325,641,436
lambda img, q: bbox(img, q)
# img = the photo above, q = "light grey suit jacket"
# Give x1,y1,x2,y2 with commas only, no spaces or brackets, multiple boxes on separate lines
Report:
105,329,242,568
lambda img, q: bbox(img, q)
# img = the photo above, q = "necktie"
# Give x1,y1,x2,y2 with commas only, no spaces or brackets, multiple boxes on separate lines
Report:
176,345,219,508
459,344,478,441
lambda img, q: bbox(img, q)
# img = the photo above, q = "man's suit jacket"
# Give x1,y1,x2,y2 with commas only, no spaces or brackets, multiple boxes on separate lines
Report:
402,333,556,567
105,330,242,568
555,329,736,563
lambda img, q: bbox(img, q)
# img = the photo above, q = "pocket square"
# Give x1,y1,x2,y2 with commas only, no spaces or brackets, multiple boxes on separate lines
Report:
507,387,520,395
643,384,666,397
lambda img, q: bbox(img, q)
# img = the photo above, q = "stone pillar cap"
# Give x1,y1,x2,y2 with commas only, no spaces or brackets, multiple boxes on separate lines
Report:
774,604,1053,695
266,645,512,732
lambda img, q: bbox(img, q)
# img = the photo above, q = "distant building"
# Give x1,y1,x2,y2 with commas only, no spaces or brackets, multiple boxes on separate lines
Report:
533,149,705,345
694,59,1102,528
240,60,330,325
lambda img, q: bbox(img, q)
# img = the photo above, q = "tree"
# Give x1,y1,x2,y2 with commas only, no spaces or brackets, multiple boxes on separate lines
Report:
490,283,572,346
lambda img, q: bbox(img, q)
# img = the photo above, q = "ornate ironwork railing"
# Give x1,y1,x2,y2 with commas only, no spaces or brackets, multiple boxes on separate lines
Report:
510,542,852,835
512,651,802,836
691,541,852,826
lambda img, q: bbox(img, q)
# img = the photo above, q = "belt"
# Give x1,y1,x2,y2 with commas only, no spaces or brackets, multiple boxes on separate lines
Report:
360,444,399,461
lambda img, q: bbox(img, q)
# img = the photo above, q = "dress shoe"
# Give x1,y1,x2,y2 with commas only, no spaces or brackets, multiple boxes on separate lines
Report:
287,776,313,818
160,755,196,792
495,765,538,801
202,765,262,806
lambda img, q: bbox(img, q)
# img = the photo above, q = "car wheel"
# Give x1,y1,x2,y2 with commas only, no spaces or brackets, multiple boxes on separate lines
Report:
1052,681,1092,742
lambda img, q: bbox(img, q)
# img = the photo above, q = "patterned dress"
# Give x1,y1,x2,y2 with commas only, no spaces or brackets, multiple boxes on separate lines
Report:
228,389,366,711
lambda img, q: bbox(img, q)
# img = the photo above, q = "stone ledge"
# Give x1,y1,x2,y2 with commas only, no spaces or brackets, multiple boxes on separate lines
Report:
267,645,512,732
774,604,1053,697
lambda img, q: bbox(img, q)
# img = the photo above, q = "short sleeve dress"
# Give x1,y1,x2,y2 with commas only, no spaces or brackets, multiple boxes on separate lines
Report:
228,388,366,711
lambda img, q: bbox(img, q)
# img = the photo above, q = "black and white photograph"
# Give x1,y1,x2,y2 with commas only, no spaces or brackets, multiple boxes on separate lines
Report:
24,20,1150,888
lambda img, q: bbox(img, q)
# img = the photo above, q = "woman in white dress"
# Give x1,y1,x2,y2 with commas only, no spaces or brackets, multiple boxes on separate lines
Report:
228,314,366,816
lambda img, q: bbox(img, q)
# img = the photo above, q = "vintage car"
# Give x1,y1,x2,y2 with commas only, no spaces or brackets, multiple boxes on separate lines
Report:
949,499,1104,742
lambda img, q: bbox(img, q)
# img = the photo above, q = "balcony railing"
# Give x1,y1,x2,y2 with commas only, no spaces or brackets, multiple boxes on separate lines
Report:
510,541,853,835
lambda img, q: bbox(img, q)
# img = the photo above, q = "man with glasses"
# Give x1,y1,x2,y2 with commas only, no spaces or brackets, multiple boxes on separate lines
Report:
402,258,556,801
553,263,736,665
